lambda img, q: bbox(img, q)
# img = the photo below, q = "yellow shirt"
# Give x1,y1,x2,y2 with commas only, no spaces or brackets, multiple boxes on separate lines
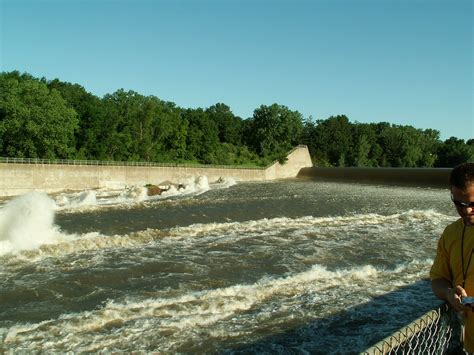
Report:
430,219,474,352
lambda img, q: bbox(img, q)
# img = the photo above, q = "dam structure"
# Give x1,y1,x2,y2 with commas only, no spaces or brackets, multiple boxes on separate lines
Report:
0,145,463,352
0,145,313,197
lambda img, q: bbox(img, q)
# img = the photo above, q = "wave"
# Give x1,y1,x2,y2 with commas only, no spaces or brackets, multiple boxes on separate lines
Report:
167,209,454,240
0,186,453,261
0,197,454,270
1,258,432,352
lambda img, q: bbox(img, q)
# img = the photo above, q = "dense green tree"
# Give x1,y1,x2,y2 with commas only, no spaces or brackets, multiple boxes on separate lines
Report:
351,123,381,167
145,99,184,162
206,103,242,146
309,115,353,166
1,71,471,168
47,79,103,159
96,90,185,162
164,114,188,161
417,129,440,167
247,104,303,159
301,117,326,165
302,118,444,167
378,125,439,167
377,125,403,167
354,134,371,167
201,142,263,166
435,137,474,167
93,90,135,160
180,108,220,163
0,72,78,158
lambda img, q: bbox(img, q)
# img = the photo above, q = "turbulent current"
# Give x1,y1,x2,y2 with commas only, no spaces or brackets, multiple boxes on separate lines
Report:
0,177,457,353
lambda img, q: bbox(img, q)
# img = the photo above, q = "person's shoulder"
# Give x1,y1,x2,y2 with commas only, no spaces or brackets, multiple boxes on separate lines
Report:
442,218,464,237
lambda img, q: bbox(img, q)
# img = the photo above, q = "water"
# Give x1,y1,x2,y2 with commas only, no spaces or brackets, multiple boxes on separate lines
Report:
0,177,458,353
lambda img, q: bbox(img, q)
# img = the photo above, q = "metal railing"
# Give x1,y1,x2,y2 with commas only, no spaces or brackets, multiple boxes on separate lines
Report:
0,156,265,170
362,303,463,354
0,145,309,171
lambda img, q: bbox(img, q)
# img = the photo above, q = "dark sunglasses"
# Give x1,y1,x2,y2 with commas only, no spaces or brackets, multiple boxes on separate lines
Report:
451,195,474,208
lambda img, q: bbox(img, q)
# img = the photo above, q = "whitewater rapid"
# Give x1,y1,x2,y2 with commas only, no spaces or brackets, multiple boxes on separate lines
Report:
0,179,455,353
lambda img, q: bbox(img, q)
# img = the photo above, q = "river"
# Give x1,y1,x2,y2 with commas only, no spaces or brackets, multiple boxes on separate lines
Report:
0,176,457,353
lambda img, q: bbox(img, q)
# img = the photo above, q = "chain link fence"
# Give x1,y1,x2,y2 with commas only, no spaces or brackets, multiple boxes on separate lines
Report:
362,303,464,354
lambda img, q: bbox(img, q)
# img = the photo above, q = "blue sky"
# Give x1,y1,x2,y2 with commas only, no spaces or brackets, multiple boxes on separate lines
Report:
1,0,472,141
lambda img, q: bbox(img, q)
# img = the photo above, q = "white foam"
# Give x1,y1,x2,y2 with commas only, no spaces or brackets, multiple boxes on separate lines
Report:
167,210,453,241
212,177,237,188
51,175,222,212
177,175,210,195
0,192,73,255
0,206,442,351
118,185,148,203
55,190,97,209
0,209,450,267
2,263,380,352
1,255,430,352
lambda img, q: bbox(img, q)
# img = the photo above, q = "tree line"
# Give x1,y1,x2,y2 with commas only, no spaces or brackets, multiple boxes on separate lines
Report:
0,71,472,167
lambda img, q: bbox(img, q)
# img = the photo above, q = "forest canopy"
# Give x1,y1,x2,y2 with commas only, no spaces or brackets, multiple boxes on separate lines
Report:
0,71,472,167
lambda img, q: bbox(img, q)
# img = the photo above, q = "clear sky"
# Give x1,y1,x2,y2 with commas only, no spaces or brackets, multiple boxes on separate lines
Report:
1,0,472,141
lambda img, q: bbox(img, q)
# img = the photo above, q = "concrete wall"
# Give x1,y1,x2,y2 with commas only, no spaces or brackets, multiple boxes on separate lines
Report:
265,146,313,180
0,146,313,197
298,167,451,188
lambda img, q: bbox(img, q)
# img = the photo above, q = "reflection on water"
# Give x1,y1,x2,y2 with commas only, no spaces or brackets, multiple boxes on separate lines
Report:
0,178,456,353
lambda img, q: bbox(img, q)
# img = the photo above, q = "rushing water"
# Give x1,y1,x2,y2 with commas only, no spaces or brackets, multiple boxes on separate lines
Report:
0,177,458,353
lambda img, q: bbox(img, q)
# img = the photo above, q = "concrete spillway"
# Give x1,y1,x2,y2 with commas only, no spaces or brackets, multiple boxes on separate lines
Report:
0,146,313,197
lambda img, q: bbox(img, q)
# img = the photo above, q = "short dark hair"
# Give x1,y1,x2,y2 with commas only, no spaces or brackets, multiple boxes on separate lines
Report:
450,162,474,190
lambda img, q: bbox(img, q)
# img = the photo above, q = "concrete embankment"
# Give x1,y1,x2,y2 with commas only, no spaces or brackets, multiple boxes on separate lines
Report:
298,167,451,188
0,146,313,197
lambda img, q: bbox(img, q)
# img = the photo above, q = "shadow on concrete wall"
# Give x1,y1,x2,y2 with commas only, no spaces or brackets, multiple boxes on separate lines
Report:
298,167,451,189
